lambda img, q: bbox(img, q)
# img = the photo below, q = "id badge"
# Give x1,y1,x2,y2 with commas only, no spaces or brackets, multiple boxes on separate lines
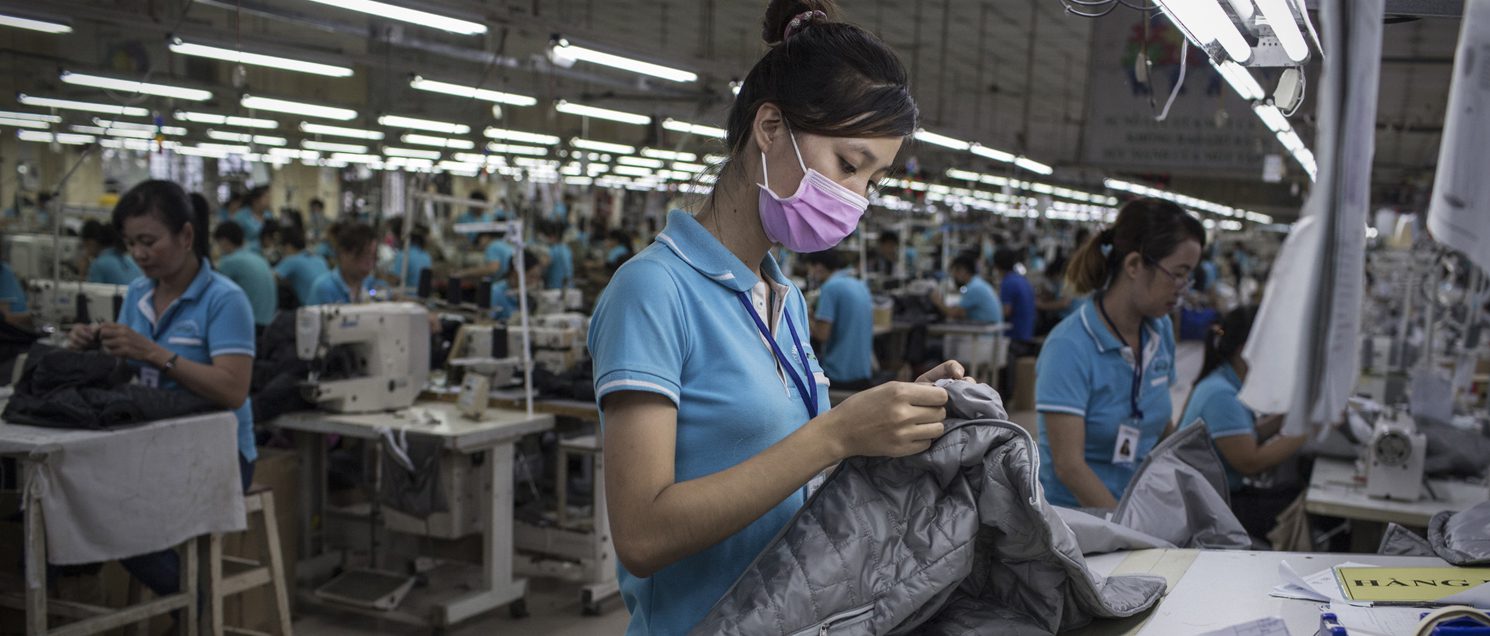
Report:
1112,422,1140,465
139,367,160,389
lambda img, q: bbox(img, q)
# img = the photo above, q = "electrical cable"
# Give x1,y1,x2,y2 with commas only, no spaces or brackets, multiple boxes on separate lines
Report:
1155,36,1188,121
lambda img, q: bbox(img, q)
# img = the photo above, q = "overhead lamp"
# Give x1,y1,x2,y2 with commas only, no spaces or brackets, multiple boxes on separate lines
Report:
377,114,469,135
72,125,155,139
1014,157,1054,176
0,117,49,130
484,127,559,146
1210,59,1265,102
18,130,94,145
970,144,1016,163
19,94,149,117
1254,0,1309,63
299,0,486,35
409,76,537,107
269,148,320,160
612,165,654,178
0,12,71,34
0,110,61,123
330,152,381,164
729,79,742,96
555,101,651,126
549,39,697,83
1276,129,1305,153
60,71,212,101
173,146,229,158
641,147,696,161
175,111,278,129
401,133,474,150
662,118,726,139
101,137,176,151
242,95,356,121
618,156,663,169
300,122,383,140
1252,103,1291,133
946,168,980,182
207,129,288,146
168,38,353,78
571,138,635,154
485,143,549,156
303,140,369,153
94,119,186,135
197,142,251,153
672,161,706,173
913,129,971,151
384,146,441,159
704,154,727,165
1154,0,1252,63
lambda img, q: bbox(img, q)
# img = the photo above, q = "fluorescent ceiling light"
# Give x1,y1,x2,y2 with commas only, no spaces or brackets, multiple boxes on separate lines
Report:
661,118,726,139
168,39,353,78
401,133,474,150
0,117,49,129
101,137,175,151
555,101,651,126
0,12,71,34
1252,103,1291,133
484,127,559,145
1222,0,1255,21
485,143,549,156
1255,0,1309,63
409,76,537,107
551,40,697,83
971,144,1016,163
0,110,61,123
564,176,594,186
1276,129,1305,153
60,71,212,101
72,125,156,139
384,146,441,159
672,161,706,173
207,129,288,146
300,122,382,140
173,146,229,158
269,148,320,160
618,156,663,168
377,114,469,135
298,0,486,35
18,130,93,145
331,153,381,164
1014,157,1054,176
93,119,186,135
1155,0,1252,63
242,95,356,121
303,140,369,153
913,129,971,151
175,111,278,129
641,148,696,161
197,143,251,153
571,138,635,154
19,94,149,117
1211,59,1265,102
612,165,653,178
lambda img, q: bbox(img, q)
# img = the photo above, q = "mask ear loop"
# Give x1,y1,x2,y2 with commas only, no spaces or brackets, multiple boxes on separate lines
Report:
785,123,808,174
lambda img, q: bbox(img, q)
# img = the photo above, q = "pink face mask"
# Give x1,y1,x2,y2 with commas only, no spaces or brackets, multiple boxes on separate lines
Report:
757,130,869,253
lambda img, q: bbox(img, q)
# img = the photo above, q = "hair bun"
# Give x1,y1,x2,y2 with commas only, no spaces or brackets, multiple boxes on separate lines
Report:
762,0,838,45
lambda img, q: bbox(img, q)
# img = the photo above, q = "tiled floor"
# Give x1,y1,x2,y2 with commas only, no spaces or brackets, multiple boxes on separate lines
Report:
293,577,629,635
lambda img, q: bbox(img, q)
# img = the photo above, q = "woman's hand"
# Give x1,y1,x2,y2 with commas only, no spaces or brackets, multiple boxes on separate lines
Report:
67,323,101,351
98,323,166,365
916,360,967,384
814,381,948,459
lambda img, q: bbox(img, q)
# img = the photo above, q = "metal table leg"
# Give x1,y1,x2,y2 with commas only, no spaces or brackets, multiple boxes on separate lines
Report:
439,443,526,625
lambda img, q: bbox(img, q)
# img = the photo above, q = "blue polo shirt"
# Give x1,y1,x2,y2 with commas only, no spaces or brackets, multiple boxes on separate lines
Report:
815,270,874,383
456,210,489,242
544,242,574,289
88,248,142,285
484,240,514,279
488,280,520,321
1180,363,1254,492
959,276,1003,324
390,245,433,288
274,252,331,307
232,210,264,253
1035,297,1176,507
118,259,257,461
308,268,385,305
588,210,830,636
1001,271,1037,342
0,263,26,314
216,247,278,326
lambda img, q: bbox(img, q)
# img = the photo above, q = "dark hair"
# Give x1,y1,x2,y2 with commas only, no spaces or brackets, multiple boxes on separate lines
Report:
951,254,978,274
539,221,564,239
469,190,488,202
608,230,632,249
308,197,325,210
879,232,899,245
213,221,246,247
509,249,542,275
803,250,846,271
1199,305,1259,383
112,181,210,260
993,248,1022,273
246,186,270,208
225,192,243,207
1066,198,1207,295
261,218,281,243
333,222,377,255
281,226,307,251
81,220,121,249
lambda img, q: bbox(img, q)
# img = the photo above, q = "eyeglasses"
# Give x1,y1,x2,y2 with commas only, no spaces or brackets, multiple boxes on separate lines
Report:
1145,256,1194,287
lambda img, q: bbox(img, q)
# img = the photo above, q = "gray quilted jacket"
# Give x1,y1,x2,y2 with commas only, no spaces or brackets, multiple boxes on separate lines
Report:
1379,501,1490,566
690,381,1169,635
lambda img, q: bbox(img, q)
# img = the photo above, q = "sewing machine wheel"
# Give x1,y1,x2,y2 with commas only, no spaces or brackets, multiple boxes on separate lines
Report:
1374,432,1412,467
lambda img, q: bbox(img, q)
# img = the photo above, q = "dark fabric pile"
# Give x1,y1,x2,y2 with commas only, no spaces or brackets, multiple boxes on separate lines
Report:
2,345,217,430
0,320,42,386
250,311,313,424
531,361,595,402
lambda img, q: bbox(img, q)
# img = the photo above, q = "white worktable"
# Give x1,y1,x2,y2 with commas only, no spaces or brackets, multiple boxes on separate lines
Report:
1072,549,1453,635
1306,457,1489,527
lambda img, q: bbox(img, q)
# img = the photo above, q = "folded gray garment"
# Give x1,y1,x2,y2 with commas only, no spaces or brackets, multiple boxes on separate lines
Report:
1428,501,1490,566
1378,523,1436,557
1055,507,1176,555
1109,423,1254,550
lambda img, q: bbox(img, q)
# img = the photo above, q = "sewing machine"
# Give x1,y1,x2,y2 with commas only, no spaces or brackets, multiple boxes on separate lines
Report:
25,279,126,327
296,302,431,413
535,289,583,315
4,234,81,280
508,313,587,374
1365,412,1428,501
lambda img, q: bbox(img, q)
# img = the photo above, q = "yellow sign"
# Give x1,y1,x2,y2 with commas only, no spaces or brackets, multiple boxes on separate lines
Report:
1336,567,1490,603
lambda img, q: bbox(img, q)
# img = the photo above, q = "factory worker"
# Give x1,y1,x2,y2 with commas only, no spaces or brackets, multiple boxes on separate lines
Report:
66,180,257,602
586,2,963,634
233,186,271,253
80,220,143,285
804,249,875,388
489,249,543,321
1035,198,1205,508
932,254,1003,323
308,222,386,305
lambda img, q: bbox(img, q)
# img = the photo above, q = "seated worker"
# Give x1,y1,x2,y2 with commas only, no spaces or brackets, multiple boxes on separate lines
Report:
273,227,330,307
0,234,30,329
539,221,574,289
309,222,386,305
1180,305,1305,539
66,179,256,605
454,229,515,282
932,254,1003,323
233,186,271,253
455,190,491,245
869,231,905,278
213,222,279,329
490,249,543,321
81,220,143,285
388,223,433,289
993,248,1037,355
603,230,633,273
805,250,875,388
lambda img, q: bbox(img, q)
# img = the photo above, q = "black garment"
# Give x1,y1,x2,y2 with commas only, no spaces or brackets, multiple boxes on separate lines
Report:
378,435,446,519
0,320,41,386
2,346,218,430
250,311,313,423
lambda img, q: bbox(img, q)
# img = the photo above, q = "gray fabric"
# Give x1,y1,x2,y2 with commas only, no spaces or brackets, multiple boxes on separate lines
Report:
1416,416,1490,479
1054,507,1175,555
1428,501,1490,566
379,434,447,518
1109,423,1253,550
1378,523,1436,557
690,381,1166,636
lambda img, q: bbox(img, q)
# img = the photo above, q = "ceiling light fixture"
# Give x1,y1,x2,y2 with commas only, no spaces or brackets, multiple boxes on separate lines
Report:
1210,59,1265,102
0,117,48,129
175,111,278,129
484,127,559,146
401,133,475,150
549,39,697,83
1254,0,1310,63
377,114,470,135
970,144,1016,163
298,0,486,35
409,76,537,107
1153,0,1252,63
0,110,61,123
383,146,442,159
18,94,149,117
0,12,71,34
617,156,663,169
242,95,356,121
300,122,383,140
484,143,549,156
302,140,369,153
640,147,696,162
1252,103,1291,133
555,100,651,126
60,71,212,101
571,138,635,154
18,130,94,145
168,38,354,78
913,129,971,151
206,129,288,146
1013,157,1055,176
94,119,186,135
661,118,726,139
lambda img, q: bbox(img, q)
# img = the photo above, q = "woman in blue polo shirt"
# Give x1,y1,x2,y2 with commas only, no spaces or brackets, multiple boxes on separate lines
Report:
1035,198,1205,508
81,220,143,285
588,4,963,634
309,222,386,305
66,179,257,603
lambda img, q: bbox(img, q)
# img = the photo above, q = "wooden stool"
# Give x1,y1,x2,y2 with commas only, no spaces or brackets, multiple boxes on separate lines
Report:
202,487,292,636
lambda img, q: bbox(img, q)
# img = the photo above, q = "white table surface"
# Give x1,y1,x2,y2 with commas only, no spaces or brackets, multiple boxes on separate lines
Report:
927,322,1009,336
1074,549,1453,635
1306,456,1489,527
271,401,553,453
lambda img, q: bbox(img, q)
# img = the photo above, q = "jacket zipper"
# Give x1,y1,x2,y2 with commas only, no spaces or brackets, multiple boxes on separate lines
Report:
788,603,875,636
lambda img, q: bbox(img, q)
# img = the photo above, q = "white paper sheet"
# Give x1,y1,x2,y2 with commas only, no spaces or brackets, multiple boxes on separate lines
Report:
1327,601,1430,636
1271,560,1373,603
1197,616,1291,636
1427,0,1490,275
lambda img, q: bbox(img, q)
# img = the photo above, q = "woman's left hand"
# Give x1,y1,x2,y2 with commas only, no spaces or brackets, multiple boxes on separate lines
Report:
98,323,165,365
916,360,968,384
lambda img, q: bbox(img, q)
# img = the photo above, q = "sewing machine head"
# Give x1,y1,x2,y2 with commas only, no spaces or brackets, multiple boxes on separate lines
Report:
1365,410,1428,501
26,279,127,328
296,302,431,413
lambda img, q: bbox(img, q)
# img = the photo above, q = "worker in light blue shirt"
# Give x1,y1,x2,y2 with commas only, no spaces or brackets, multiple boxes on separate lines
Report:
232,186,271,254
539,222,573,289
0,260,30,328
805,250,875,386
489,249,543,321
309,222,386,305
389,227,433,289
81,220,143,285
273,227,330,307
455,190,491,245
932,254,1002,323
213,222,279,328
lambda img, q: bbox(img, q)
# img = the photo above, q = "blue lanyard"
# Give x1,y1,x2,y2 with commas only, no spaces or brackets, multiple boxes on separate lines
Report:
736,291,819,419
1097,294,1146,421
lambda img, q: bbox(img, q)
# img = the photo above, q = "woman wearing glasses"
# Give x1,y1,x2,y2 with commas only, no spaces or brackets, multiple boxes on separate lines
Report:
1034,199,1206,508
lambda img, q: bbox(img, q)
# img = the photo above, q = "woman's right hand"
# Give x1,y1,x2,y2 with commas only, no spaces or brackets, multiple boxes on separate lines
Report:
817,382,949,459
66,323,99,351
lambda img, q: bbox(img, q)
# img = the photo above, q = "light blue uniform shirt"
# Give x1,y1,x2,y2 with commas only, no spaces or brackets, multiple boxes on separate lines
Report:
484,240,514,280
544,242,574,289
456,210,489,242
390,245,433,288
815,270,874,383
118,260,257,461
216,247,278,326
308,268,385,305
605,245,630,267
232,209,264,253
1180,363,1254,492
489,280,519,321
0,263,27,314
274,252,331,307
1035,297,1176,507
588,210,830,636
87,248,142,285
959,276,1004,324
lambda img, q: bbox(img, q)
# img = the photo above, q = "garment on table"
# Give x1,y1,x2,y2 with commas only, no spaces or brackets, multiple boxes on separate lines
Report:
232,209,264,253
589,209,829,636
1035,296,1176,507
274,252,331,307
2,346,220,429
0,263,27,314
390,245,433,288
544,242,574,289
691,381,1166,636
1179,362,1255,492
814,269,874,383
378,432,446,519
957,275,1003,324
87,248,142,285
1000,271,1037,342
1107,422,1252,549
216,247,279,326
309,268,386,305
484,240,514,279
